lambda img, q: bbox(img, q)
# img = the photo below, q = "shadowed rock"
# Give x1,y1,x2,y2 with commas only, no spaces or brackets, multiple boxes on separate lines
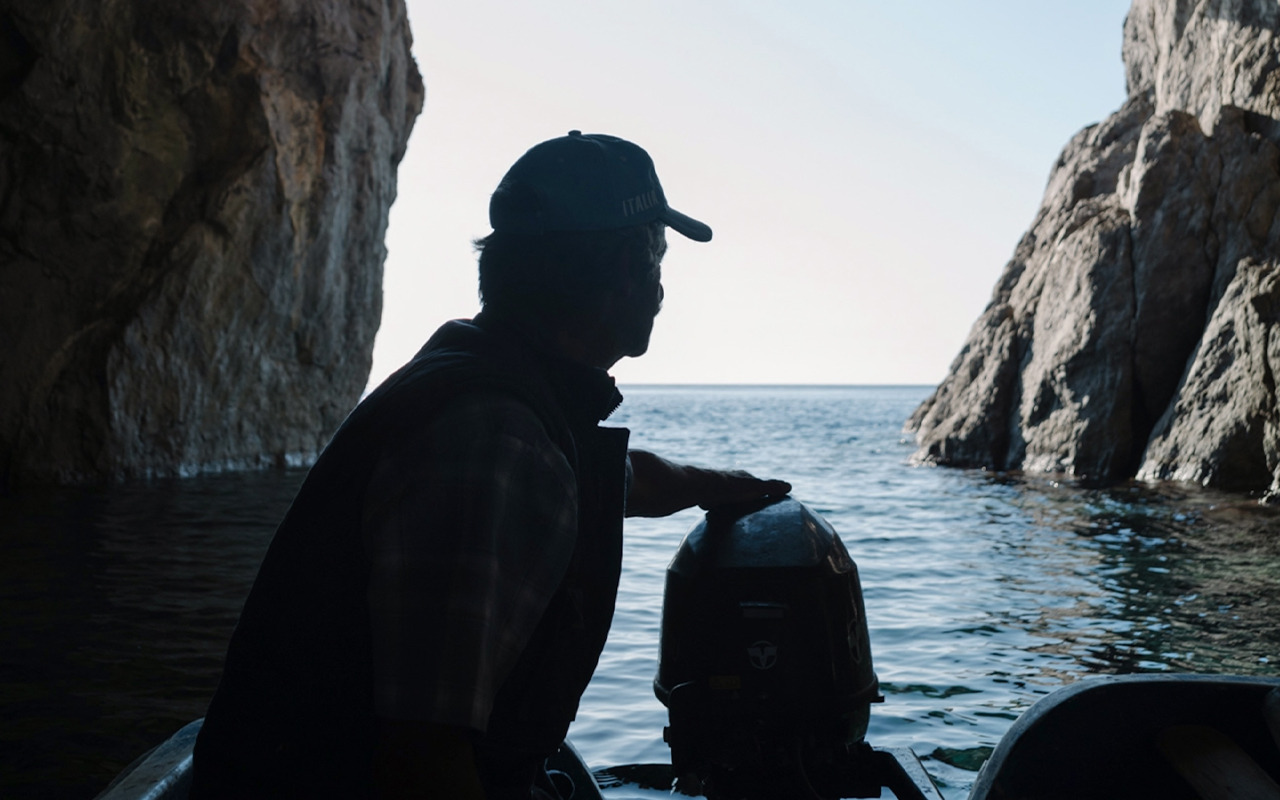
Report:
1139,259,1280,490
909,0,1280,492
0,0,423,483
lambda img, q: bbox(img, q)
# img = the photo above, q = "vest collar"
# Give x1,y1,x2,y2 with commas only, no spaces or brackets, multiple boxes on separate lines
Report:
466,309,624,424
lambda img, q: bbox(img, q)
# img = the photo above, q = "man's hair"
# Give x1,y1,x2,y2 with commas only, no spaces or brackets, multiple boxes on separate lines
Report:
474,221,666,328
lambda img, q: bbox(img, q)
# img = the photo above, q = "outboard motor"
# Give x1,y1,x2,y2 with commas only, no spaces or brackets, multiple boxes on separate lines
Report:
655,497,941,800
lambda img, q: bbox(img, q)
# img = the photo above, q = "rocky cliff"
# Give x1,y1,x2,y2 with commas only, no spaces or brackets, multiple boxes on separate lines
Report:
0,0,423,483
908,0,1280,494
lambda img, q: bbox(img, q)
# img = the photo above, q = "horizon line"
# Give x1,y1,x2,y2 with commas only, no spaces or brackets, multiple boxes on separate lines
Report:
617,383,937,389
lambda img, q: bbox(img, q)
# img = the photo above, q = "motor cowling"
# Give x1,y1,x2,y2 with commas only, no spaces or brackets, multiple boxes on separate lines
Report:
655,497,881,799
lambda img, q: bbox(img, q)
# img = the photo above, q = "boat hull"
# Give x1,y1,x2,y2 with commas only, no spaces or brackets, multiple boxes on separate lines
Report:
969,674,1280,800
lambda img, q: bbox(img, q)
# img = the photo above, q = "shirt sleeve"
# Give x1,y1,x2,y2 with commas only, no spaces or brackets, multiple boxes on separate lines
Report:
361,391,578,731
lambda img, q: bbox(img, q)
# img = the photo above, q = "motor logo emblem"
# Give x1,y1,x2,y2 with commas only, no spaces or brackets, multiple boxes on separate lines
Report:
747,640,777,670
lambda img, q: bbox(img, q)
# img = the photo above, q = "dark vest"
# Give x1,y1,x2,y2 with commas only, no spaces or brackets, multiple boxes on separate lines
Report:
191,315,628,799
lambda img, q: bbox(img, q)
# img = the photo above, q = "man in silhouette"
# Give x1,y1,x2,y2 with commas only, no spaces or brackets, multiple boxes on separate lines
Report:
191,131,789,800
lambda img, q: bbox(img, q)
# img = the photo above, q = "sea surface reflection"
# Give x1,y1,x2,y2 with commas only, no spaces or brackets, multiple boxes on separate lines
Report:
1,386,1276,799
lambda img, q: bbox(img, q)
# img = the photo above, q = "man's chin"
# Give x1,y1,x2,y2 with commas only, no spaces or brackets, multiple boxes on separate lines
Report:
623,338,651,359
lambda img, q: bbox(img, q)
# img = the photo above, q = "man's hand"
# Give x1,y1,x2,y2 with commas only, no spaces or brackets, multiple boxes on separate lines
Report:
626,449,791,518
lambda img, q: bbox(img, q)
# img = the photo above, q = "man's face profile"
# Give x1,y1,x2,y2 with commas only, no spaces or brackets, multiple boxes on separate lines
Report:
607,232,666,360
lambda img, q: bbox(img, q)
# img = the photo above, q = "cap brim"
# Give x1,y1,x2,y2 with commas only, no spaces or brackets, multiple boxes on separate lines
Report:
660,207,713,242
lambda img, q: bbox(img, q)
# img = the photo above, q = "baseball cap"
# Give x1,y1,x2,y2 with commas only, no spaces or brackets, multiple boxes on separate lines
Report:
489,131,712,242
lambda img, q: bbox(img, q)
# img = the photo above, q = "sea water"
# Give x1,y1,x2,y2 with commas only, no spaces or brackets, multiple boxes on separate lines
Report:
574,386,1279,798
1,386,1276,800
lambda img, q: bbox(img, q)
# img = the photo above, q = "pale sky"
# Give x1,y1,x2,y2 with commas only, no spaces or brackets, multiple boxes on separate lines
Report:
372,1,1132,387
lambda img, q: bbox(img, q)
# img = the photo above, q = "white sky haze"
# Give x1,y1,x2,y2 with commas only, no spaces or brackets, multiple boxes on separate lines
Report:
373,1,1133,387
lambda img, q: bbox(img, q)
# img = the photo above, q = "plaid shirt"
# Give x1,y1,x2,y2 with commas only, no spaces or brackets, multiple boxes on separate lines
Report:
361,391,580,732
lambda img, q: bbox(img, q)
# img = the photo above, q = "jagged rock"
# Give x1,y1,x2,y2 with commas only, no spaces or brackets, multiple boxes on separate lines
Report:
1124,0,1280,127
909,0,1280,490
0,0,423,483
905,95,1154,477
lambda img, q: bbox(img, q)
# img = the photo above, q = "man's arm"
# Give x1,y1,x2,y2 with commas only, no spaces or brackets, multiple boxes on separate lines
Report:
626,449,791,517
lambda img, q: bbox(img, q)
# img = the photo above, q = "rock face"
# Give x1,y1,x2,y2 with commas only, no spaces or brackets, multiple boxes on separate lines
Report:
0,0,423,483
1140,259,1280,490
908,0,1280,492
